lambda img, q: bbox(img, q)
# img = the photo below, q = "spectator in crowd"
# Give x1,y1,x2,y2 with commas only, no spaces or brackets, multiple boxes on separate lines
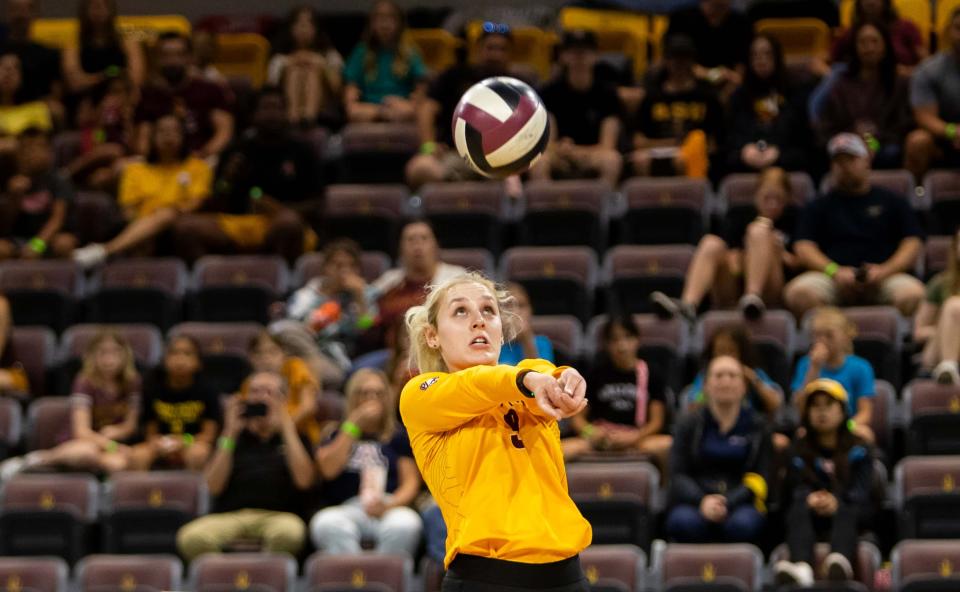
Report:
191,30,227,88
629,34,723,179
683,325,782,415
169,88,317,265
135,32,233,160
830,0,926,72
268,6,343,127
244,331,322,445
0,330,140,478
371,220,466,344
498,282,554,365
343,0,426,124
385,317,415,393
819,21,914,170
775,379,875,586
530,30,623,187
724,34,812,173
177,370,316,560
651,167,798,321
0,51,53,137
791,306,875,443
0,295,28,396
65,76,134,191
310,368,422,558
0,128,77,260
62,0,145,94
905,7,960,179
272,238,378,386
0,0,62,105
666,355,771,543
913,227,960,384
562,316,672,464
784,133,924,319
131,335,219,471
72,114,210,268
404,23,513,188
665,0,751,91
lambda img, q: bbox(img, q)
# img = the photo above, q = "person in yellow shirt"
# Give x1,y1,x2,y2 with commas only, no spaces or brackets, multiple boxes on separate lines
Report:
72,114,211,268
400,272,592,592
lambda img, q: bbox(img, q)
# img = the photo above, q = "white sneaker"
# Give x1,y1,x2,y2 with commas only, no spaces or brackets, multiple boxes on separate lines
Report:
774,560,814,586
0,456,25,482
72,243,107,269
824,552,854,581
934,360,960,385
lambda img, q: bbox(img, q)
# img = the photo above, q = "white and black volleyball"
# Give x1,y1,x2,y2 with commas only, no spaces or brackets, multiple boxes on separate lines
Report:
452,76,549,178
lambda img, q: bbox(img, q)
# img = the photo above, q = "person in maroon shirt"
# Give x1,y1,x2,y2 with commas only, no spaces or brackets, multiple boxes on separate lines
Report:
134,32,234,160
830,0,927,74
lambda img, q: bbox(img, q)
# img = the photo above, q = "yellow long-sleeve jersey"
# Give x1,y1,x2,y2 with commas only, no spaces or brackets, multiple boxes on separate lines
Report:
399,359,592,568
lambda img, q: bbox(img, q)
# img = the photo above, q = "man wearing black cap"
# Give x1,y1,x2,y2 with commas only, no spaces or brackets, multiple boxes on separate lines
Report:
530,30,622,187
629,34,723,178
785,132,925,319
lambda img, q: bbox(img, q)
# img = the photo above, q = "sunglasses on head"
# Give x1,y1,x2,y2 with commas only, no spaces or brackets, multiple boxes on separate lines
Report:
482,21,511,35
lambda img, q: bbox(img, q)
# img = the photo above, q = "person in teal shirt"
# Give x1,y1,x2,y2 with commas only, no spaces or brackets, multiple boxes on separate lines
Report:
498,282,555,365
343,0,427,123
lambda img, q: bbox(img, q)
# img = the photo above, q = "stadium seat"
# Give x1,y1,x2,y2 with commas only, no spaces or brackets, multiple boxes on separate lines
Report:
213,33,270,88
304,552,412,592
0,397,21,456
189,553,297,592
872,379,896,457
102,471,209,554
925,235,951,280
500,246,598,323
699,310,796,390
317,391,345,424
407,28,462,73
566,462,658,550
896,456,960,538
25,397,72,451
339,123,419,184
924,170,960,235
0,260,83,333
75,554,183,592
322,184,409,256
580,544,646,592
0,557,68,592
530,315,583,366
57,323,163,393
293,251,391,288
74,191,122,246
604,245,694,316
419,556,444,592
0,473,98,562
718,172,815,207
520,179,609,251
769,541,881,590
616,178,708,245
439,248,495,277
586,313,687,394
904,380,960,455
420,182,506,254
87,258,188,331
892,539,960,591
655,542,763,592
754,18,830,65
190,256,289,324
9,326,57,397
167,322,262,395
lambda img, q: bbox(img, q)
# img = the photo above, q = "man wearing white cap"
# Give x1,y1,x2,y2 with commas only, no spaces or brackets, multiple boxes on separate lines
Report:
784,132,925,319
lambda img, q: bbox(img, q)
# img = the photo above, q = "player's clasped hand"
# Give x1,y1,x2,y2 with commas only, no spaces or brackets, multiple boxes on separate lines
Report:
523,369,587,420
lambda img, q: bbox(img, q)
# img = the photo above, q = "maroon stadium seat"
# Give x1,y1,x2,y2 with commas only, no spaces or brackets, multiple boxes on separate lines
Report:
25,397,72,451
0,557,68,592
618,177,708,245
421,182,506,253
586,313,687,394
657,543,763,591
769,541,881,590
604,244,695,316
60,324,164,368
75,554,182,592
892,539,960,591
0,397,21,452
189,553,297,592
74,191,122,246
872,379,896,456
9,326,57,397
88,258,188,330
896,456,960,538
529,315,583,365
903,380,960,454
581,544,646,592
167,322,262,395
924,169,960,234
718,172,815,207
293,251,392,288
500,246,598,322
567,462,658,549
0,260,83,333
322,184,408,255
520,179,609,250
439,248,495,277
190,255,289,324
317,391,345,424
419,557,444,592
305,552,411,592
339,123,419,184
925,235,951,280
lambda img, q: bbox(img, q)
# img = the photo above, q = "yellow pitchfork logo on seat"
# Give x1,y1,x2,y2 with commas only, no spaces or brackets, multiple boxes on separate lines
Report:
351,569,366,587
943,474,955,493
6,575,21,592
585,565,599,584
39,491,55,509
940,559,953,578
120,574,136,592
701,562,716,582
951,396,960,413
598,482,613,499
148,488,164,507
234,571,250,590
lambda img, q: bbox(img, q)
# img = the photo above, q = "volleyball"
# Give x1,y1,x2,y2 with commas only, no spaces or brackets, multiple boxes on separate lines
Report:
452,76,549,178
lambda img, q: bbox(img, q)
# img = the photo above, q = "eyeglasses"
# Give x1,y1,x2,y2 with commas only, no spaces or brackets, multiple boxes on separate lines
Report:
482,21,511,35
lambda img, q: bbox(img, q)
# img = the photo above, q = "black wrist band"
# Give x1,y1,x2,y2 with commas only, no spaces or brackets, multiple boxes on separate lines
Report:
516,369,536,398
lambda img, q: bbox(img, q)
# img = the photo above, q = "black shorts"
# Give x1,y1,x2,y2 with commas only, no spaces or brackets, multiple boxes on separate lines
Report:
441,554,589,592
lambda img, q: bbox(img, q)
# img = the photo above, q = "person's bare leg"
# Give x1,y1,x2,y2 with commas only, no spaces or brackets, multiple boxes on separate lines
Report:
904,128,936,183
528,150,552,181
104,208,178,257
265,209,306,264
172,214,235,264
33,439,101,470
405,154,446,189
49,233,77,258
681,234,730,308
0,239,16,260
937,297,960,366
591,148,623,187
301,66,321,123
743,220,779,297
285,67,305,122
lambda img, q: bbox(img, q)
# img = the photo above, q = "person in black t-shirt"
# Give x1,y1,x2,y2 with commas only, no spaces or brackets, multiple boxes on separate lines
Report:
177,370,316,561
132,336,219,471
785,133,925,319
629,35,723,179
562,316,672,466
405,27,519,191
530,30,623,187
651,167,799,322
665,0,751,92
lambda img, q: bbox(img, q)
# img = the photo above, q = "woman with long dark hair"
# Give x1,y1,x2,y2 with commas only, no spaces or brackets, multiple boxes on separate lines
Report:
775,379,874,585
831,0,926,70
62,0,145,93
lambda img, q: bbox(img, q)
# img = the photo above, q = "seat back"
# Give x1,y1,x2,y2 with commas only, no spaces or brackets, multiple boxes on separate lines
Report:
75,554,182,592
896,456,960,538
529,315,583,366
604,245,694,315
0,557,68,592
892,539,960,590
26,397,72,451
500,247,597,322
581,544,646,592
567,463,658,548
190,553,297,592
659,543,762,592
9,326,57,396
904,380,960,454
618,177,708,245
305,553,411,592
